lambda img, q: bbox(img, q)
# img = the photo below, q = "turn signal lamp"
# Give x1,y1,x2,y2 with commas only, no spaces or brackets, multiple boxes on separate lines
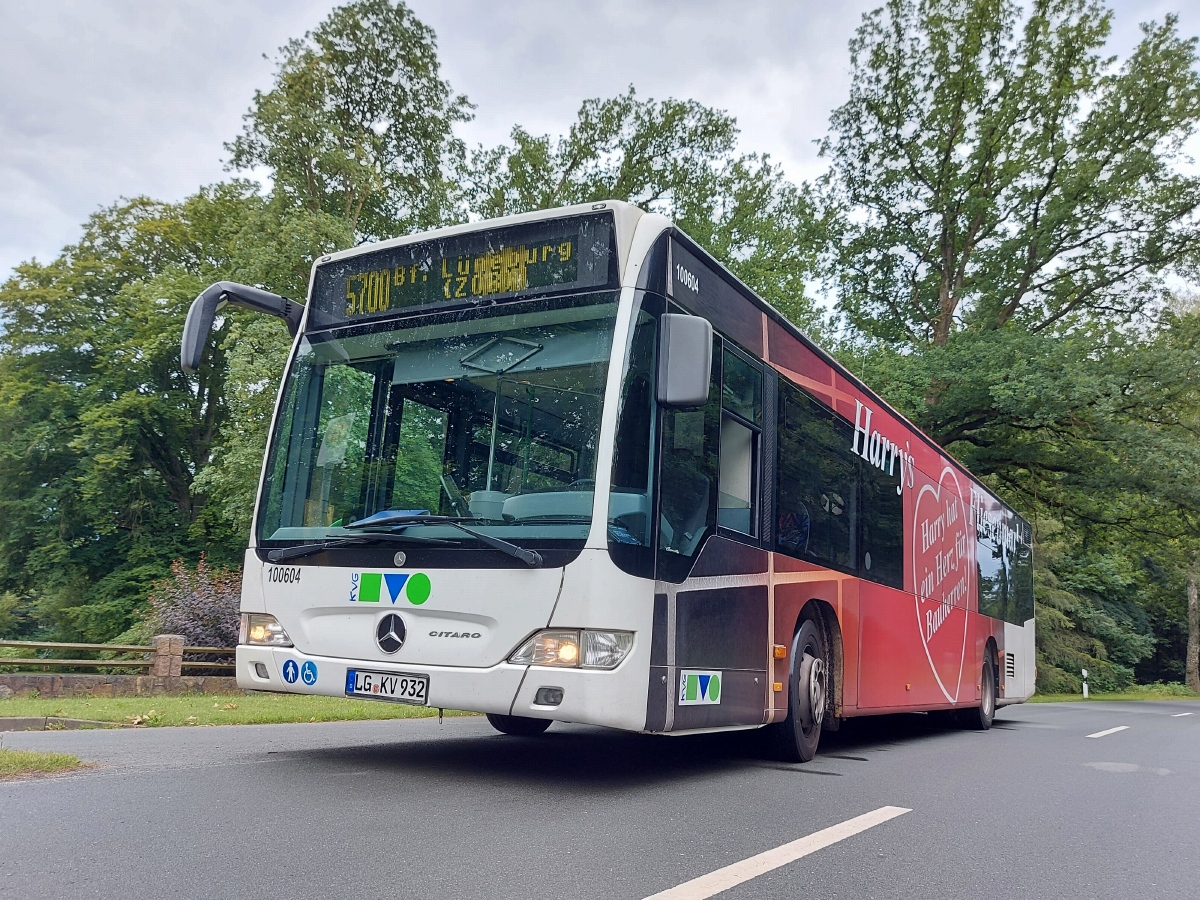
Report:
240,613,293,647
509,629,633,670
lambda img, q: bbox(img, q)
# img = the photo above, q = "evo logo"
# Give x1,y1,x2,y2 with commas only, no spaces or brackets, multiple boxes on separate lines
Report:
349,572,432,605
678,670,722,705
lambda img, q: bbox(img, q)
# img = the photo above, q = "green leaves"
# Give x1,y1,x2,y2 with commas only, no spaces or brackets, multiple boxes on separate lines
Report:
466,88,824,334
466,88,738,217
0,189,270,639
825,0,1200,688
227,0,470,241
825,0,1200,346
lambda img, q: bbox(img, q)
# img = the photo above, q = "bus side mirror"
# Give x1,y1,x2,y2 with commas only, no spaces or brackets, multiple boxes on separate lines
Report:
657,313,713,408
179,281,303,374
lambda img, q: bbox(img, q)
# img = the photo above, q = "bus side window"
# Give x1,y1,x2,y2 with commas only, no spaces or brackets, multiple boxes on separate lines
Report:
657,335,721,571
775,380,856,572
858,453,903,588
717,347,762,536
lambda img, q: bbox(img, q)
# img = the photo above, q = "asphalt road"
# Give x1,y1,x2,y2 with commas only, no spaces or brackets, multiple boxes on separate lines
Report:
1,699,1196,900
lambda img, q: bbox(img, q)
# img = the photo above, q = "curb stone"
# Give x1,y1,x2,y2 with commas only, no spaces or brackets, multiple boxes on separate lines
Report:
0,717,136,732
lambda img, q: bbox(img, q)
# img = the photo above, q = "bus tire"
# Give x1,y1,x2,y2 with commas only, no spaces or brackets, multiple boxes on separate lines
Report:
486,713,552,736
963,659,996,730
770,618,828,763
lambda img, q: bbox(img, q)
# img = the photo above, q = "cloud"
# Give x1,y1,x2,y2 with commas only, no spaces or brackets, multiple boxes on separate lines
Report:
1,0,1196,281
0,0,329,277
412,0,876,181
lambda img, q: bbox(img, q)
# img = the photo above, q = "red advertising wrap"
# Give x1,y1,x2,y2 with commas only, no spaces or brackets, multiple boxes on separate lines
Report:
763,313,1033,716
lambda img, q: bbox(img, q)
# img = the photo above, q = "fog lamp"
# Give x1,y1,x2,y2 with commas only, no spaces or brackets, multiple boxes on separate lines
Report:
240,613,293,647
534,687,564,706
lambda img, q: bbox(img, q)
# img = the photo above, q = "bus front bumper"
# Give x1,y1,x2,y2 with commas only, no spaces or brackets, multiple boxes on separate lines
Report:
235,645,647,730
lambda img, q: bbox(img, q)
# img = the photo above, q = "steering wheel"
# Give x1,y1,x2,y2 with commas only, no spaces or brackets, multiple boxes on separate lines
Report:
565,478,596,491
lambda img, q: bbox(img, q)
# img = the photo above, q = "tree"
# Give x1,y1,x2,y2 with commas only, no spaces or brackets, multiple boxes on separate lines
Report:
823,0,1200,688
198,1,477,539
824,0,1200,349
0,187,265,639
1188,555,1200,692
227,0,471,241
466,88,825,333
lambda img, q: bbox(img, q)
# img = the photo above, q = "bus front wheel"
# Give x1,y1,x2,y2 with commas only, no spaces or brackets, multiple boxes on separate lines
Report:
486,713,552,736
770,618,828,763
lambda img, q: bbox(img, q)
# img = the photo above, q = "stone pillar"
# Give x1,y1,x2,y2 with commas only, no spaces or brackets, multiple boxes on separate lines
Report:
151,634,184,677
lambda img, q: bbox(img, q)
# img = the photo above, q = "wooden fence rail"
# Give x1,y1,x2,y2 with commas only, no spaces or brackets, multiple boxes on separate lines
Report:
0,640,153,653
0,636,235,675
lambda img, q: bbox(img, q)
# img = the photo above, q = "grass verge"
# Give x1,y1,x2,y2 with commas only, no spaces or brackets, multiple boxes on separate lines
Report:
1031,683,1199,703
0,693,475,727
0,747,88,779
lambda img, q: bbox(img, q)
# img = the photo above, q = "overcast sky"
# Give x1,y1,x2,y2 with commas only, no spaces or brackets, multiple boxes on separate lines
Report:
1,0,1197,281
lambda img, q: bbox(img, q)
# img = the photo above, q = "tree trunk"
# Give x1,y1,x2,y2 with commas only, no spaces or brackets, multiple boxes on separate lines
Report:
1187,558,1199,694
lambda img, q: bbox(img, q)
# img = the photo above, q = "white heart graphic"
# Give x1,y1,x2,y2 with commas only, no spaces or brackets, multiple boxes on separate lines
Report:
911,465,972,703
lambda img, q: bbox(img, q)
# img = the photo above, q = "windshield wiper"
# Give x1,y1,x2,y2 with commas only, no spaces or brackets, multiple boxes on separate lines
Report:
266,531,456,563
346,513,543,567
505,515,590,525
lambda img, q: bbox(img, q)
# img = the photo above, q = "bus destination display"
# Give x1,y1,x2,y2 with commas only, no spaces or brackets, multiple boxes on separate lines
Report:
310,213,615,327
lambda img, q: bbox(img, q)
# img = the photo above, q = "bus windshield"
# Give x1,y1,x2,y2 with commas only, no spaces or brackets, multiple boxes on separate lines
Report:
257,293,619,551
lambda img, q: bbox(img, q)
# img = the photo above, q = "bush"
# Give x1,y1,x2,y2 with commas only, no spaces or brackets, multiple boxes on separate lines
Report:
1117,682,1198,697
147,556,241,648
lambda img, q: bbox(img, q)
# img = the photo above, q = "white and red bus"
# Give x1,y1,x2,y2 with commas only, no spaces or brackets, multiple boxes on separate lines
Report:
181,200,1034,760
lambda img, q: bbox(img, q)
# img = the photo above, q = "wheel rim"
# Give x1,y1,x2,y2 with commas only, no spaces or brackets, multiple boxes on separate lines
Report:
983,665,994,718
797,650,826,734
808,656,826,728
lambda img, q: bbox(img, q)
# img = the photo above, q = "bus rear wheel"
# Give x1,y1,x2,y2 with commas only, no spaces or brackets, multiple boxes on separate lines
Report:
486,713,552,736
962,659,996,730
769,618,828,763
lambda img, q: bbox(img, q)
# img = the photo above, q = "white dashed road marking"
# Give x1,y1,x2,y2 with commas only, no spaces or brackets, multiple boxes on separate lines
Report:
1171,713,1193,717
641,806,911,900
1086,726,1130,739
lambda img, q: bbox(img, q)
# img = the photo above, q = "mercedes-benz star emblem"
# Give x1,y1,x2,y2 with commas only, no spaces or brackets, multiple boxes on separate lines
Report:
376,614,406,654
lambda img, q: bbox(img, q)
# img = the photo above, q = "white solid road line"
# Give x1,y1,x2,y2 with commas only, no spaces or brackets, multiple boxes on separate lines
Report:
1086,726,1130,738
1171,712,1193,717
640,806,911,900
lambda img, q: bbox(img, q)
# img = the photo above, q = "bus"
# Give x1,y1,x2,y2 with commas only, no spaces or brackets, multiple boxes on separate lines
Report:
180,200,1035,761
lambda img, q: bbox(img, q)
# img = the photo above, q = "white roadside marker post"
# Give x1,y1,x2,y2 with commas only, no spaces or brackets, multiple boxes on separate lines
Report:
1082,667,1089,700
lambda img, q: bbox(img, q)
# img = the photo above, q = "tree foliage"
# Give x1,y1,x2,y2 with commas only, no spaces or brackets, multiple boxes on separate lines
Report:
0,187,263,639
227,0,470,240
825,0,1200,347
826,0,1200,688
1,0,1197,693
466,88,824,333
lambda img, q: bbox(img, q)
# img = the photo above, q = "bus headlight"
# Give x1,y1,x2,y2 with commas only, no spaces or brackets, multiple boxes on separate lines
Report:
509,630,633,669
240,613,293,647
